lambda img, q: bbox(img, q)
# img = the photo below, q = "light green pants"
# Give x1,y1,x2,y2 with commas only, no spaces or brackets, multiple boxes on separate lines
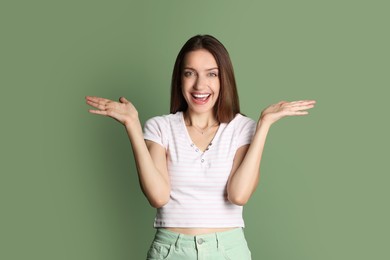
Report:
146,228,252,260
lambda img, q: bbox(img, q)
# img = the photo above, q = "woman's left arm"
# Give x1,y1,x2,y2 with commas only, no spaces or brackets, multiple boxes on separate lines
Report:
227,100,316,205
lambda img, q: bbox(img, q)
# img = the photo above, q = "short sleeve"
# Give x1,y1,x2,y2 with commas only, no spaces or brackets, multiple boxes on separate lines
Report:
143,116,169,149
236,116,257,148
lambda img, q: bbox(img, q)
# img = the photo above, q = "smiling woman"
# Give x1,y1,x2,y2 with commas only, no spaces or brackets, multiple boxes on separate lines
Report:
181,49,220,115
85,34,316,259
170,35,240,124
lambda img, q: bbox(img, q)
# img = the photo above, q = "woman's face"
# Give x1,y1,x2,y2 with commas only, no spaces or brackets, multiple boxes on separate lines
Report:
181,49,220,115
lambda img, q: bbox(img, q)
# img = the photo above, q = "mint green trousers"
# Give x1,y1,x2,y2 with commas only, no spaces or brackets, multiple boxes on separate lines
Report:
146,228,252,260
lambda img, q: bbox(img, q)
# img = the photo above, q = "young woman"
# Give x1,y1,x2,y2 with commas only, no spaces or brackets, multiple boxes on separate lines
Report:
85,35,316,259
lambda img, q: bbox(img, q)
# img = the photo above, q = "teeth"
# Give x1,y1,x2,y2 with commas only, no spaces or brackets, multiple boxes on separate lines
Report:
193,94,210,98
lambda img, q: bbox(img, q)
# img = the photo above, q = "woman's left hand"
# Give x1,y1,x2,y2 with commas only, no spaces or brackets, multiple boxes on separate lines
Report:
259,100,316,126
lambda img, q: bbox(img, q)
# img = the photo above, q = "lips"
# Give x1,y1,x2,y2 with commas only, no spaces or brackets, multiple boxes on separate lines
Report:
191,93,211,105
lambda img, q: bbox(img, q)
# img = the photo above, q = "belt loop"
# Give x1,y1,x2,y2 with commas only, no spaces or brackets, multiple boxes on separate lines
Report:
174,233,181,248
215,232,220,249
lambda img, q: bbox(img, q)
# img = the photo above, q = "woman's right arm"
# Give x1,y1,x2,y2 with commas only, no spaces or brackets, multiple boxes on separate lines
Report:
86,96,170,208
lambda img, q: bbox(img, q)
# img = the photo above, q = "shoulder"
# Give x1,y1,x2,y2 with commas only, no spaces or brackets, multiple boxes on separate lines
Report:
229,113,257,129
229,114,257,147
143,112,183,148
145,112,182,124
144,111,183,128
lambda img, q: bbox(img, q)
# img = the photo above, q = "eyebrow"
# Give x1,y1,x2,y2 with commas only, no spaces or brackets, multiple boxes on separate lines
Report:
183,67,219,71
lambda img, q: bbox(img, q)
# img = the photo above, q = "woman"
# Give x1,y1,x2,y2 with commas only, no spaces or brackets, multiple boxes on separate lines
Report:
85,35,316,259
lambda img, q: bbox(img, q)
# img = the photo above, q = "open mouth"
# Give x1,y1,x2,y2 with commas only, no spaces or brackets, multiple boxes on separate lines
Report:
191,93,211,104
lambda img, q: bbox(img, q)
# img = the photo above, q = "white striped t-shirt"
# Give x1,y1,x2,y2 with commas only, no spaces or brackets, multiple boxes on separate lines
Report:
143,111,256,228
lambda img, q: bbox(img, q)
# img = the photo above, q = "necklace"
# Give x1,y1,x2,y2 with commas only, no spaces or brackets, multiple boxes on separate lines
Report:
190,121,219,135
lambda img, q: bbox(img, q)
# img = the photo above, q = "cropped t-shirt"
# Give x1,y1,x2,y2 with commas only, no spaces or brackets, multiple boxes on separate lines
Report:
143,111,256,228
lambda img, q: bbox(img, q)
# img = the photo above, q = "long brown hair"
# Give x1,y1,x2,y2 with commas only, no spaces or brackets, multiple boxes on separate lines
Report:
170,35,240,123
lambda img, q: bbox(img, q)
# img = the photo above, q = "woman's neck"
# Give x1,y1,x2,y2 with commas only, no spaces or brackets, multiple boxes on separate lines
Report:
184,110,218,129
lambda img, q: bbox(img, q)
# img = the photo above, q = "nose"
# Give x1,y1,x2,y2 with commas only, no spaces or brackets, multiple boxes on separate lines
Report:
194,75,208,90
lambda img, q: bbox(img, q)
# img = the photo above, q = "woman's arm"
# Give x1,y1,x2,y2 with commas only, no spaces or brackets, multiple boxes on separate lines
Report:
227,100,316,205
86,96,170,208
125,120,170,208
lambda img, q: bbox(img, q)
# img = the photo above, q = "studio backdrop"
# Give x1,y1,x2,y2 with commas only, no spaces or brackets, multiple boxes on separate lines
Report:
1,1,389,259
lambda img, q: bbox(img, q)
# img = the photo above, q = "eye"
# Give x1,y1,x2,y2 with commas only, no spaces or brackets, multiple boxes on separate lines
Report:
183,71,195,77
208,72,218,77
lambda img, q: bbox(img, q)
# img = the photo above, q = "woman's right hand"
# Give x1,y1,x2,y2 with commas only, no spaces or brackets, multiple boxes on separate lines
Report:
85,96,139,126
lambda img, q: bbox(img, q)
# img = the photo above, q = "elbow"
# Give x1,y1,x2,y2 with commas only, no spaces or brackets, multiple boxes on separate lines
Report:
227,193,249,206
227,183,256,206
148,194,170,208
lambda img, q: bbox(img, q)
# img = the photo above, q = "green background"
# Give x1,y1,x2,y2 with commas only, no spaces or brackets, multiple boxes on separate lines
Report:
1,0,389,259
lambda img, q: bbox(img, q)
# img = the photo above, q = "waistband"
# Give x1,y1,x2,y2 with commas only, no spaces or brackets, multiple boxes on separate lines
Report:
153,228,246,249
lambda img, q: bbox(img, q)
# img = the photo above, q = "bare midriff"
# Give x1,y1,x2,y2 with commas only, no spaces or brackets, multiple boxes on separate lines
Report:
165,227,237,236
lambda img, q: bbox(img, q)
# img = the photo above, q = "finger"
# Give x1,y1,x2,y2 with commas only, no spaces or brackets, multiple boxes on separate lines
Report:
89,98,119,111
294,111,309,115
289,101,304,106
88,109,109,116
85,96,109,102
119,96,129,103
289,103,316,109
85,96,113,104
293,104,314,110
85,96,99,102
86,100,107,110
289,100,316,106
290,104,315,111
285,111,309,116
